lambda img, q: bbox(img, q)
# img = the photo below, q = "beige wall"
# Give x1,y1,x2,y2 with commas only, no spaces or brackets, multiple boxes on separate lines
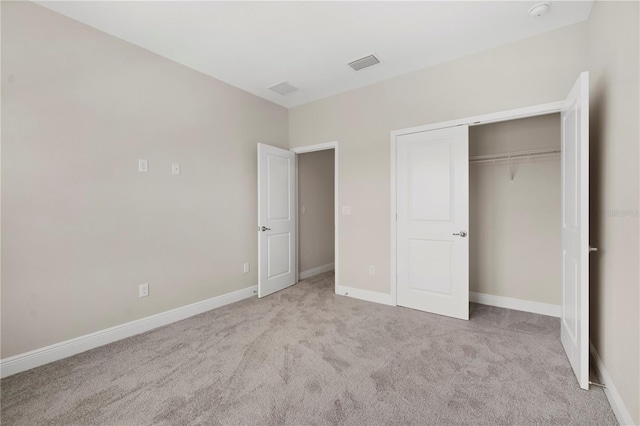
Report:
587,1,640,423
298,150,335,273
1,2,288,358
289,22,587,295
470,114,561,305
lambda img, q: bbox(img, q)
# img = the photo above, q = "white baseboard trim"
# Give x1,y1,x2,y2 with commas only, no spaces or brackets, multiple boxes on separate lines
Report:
299,262,335,280
335,285,394,306
470,292,561,318
0,285,258,379
590,342,635,425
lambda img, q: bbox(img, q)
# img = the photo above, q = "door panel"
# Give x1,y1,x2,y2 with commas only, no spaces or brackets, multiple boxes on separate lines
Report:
267,155,291,220
560,72,589,390
258,143,296,298
409,140,453,221
408,238,453,294
396,126,469,320
267,232,291,278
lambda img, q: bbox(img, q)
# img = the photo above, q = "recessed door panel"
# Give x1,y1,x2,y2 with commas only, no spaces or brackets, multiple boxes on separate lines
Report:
409,239,452,295
409,141,452,221
267,155,291,221
563,109,578,228
268,233,291,279
562,251,578,341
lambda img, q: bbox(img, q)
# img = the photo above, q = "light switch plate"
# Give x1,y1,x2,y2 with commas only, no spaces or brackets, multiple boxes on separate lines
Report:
138,159,148,173
171,163,180,175
342,206,351,215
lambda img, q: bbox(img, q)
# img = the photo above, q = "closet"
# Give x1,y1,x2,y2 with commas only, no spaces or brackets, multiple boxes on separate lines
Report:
392,71,590,390
469,113,561,310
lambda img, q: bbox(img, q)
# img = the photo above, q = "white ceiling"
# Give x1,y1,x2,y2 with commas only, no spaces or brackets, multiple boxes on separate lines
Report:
36,1,593,108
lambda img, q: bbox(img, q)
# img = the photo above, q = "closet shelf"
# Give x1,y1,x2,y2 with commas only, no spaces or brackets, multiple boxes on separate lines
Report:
469,147,561,164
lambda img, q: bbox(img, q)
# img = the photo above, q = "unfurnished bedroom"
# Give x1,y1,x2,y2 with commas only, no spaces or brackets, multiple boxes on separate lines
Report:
1,1,638,425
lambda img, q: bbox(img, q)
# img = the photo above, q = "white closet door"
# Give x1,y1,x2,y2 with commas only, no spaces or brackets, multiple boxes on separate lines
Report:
258,143,296,298
396,126,469,320
560,72,590,389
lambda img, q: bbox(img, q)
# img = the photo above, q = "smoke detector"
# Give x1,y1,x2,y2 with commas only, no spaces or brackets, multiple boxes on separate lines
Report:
529,2,551,17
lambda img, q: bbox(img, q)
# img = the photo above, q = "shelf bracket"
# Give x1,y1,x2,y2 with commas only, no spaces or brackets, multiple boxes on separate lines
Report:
509,154,515,182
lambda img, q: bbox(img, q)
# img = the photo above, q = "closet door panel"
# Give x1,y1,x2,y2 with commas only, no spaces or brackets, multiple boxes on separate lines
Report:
560,72,589,390
396,126,469,320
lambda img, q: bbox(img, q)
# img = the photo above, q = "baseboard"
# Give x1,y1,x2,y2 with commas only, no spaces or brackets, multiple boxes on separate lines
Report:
299,262,335,280
335,285,394,306
0,285,258,379
590,342,636,425
470,292,561,317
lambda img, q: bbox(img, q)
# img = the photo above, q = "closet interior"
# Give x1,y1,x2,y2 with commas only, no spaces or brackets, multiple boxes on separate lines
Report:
469,113,562,309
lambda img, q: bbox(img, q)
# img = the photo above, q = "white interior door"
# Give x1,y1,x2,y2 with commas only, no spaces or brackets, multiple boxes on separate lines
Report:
560,72,590,389
396,126,469,320
258,143,296,298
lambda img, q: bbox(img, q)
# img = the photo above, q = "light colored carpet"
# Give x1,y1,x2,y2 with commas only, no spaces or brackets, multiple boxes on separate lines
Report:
1,272,616,425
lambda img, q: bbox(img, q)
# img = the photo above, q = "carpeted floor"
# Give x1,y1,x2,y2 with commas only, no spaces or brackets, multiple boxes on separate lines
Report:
1,272,616,425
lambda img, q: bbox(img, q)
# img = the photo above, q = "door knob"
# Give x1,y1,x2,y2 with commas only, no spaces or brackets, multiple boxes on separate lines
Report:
261,226,271,232
453,231,468,237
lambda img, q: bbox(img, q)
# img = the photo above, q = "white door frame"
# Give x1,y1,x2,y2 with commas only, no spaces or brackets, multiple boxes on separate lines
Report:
390,100,564,305
290,141,339,292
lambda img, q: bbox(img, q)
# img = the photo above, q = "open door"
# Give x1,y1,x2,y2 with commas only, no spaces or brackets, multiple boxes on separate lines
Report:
396,125,470,320
257,143,296,298
560,72,590,389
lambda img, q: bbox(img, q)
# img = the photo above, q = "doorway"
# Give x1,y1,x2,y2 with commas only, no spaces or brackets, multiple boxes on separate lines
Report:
297,149,335,281
469,113,562,316
257,142,339,298
291,142,339,291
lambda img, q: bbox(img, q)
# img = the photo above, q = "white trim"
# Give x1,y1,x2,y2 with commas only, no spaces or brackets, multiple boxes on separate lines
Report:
470,292,561,317
390,101,564,139
590,342,635,425
290,141,339,292
0,285,257,379
336,285,394,306
390,137,398,307
290,141,337,154
294,153,299,283
390,101,564,308
299,262,335,280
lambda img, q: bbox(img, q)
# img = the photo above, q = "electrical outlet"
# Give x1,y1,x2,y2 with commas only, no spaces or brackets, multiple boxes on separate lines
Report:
243,262,250,274
342,206,351,215
369,265,375,275
139,283,149,298
138,159,148,173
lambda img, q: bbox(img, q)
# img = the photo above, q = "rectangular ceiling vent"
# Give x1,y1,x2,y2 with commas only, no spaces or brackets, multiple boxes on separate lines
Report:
268,81,299,96
348,54,380,71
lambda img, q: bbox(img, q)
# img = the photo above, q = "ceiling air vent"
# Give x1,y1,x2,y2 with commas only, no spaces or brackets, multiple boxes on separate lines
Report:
268,81,299,96
348,54,380,71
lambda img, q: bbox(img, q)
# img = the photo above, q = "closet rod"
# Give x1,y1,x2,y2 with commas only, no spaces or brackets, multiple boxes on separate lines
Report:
469,147,561,164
